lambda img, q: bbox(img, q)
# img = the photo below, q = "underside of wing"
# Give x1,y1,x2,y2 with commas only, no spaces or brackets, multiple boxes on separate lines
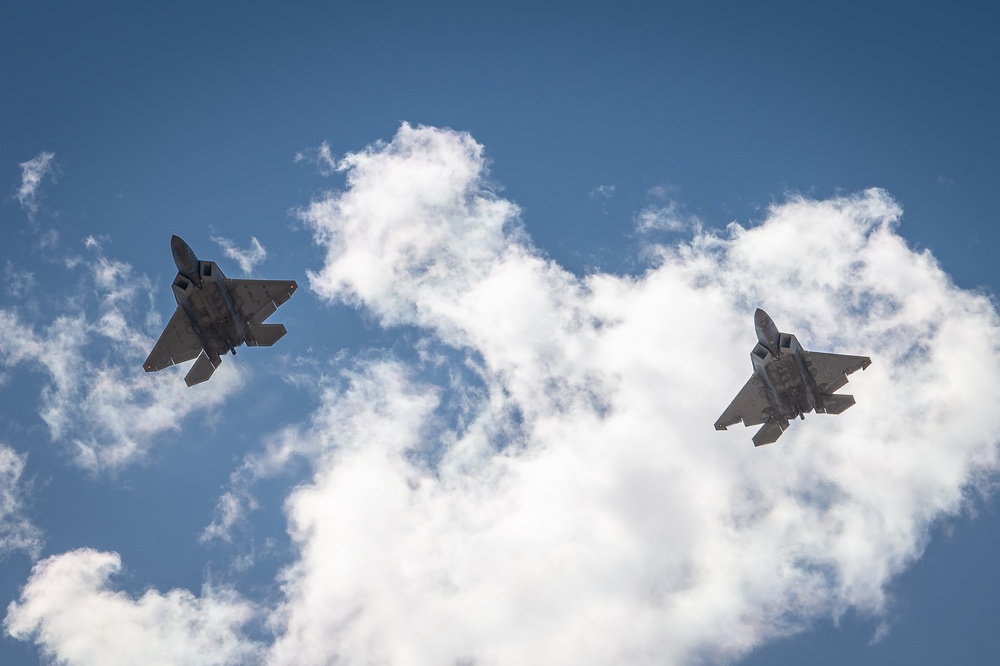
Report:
805,351,871,394
143,308,203,372
226,279,298,325
715,374,772,430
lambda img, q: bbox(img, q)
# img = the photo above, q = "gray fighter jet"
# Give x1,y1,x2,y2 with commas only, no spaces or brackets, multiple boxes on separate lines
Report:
715,309,870,446
143,235,297,386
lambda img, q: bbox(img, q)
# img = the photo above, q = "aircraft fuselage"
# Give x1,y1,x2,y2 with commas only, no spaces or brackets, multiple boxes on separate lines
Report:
750,309,828,428
145,235,297,386
170,236,247,364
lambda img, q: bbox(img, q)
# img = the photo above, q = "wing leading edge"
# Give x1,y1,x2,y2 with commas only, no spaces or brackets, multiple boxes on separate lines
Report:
714,377,789,447
143,308,203,372
715,374,771,431
226,279,297,325
805,351,871,394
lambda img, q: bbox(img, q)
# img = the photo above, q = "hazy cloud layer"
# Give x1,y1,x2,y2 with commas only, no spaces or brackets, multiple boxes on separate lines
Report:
5,549,260,666
0,445,41,559
0,245,242,472
14,152,56,217
212,235,268,275
11,124,1000,665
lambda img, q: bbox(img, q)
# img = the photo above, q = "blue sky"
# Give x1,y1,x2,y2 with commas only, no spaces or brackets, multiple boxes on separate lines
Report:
2,3,1000,664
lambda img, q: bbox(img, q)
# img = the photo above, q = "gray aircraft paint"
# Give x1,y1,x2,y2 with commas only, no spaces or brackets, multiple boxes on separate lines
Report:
143,235,297,386
715,309,871,446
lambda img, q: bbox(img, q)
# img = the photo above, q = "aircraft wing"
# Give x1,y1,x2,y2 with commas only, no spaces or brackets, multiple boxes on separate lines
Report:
805,351,871,394
715,374,772,430
143,307,204,372
227,279,298,325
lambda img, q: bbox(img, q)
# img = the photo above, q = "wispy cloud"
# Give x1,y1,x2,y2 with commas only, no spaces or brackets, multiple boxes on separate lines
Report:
587,184,616,215
635,201,695,232
211,236,267,275
0,242,243,472
588,184,615,200
294,141,337,175
13,124,1000,664
3,261,37,298
14,152,57,218
0,445,42,559
635,186,701,232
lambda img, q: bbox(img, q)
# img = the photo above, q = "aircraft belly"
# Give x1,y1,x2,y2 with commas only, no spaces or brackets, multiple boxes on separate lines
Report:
188,285,240,353
765,356,810,419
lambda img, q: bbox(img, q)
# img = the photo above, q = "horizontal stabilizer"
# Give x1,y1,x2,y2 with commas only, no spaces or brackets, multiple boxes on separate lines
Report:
753,417,788,447
820,393,856,415
247,323,287,347
185,351,220,387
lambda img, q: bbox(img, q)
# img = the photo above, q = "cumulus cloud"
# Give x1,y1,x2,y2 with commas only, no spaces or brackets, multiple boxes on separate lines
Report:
5,549,260,666
0,445,42,559
0,245,243,472
15,124,1000,665
212,235,268,275
286,124,1000,663
14,152,57,218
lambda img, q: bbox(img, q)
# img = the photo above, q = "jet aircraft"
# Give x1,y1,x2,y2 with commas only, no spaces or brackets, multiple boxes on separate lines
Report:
143,235,297,386
715,309,870,446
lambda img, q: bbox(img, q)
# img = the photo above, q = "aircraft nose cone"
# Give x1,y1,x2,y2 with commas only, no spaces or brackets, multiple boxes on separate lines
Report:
753,308,779,353
171,235,199,280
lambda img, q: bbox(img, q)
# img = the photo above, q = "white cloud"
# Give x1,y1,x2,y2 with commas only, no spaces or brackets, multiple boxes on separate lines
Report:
285,124,1000,663
0,250,243,472
5,549,260,666
0,445,42,559
3,261,37,298
83,235,105,250
15,152,57,218
588,184,616,199
211,236,268,275
15,124,1000,665
635,199,701,233
294,141,337,175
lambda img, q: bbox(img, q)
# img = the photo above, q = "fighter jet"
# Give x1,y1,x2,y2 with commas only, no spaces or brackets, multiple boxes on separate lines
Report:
715,309,871,446
143,235,297,386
